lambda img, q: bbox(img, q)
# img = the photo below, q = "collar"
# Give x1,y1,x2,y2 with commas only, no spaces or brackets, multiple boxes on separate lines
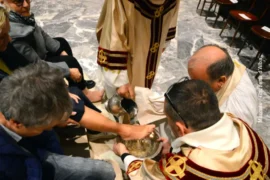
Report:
171,113,240,152
215,61,246,106
0,124,22,142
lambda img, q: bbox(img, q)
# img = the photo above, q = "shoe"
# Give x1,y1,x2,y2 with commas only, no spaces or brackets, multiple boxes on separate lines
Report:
85,80,96,89
87,132,117,142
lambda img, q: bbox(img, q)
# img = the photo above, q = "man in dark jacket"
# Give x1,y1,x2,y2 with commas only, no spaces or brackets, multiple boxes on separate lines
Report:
0,62,115,180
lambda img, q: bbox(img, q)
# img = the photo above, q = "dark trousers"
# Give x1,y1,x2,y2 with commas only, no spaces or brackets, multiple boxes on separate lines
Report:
46,37,87,90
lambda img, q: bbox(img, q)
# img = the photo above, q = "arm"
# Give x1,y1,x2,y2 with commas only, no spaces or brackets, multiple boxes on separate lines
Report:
12,41,70,77
113,142,166,179
40,27,61,54
97,0,132,99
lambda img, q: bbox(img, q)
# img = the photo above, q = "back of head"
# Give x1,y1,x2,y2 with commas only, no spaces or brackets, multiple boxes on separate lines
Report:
0,62,72,127
189,44,235,82
205,45,234,82
164,79,221,131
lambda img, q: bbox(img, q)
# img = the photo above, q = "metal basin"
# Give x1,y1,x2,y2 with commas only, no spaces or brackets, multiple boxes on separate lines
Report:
120,130,162,158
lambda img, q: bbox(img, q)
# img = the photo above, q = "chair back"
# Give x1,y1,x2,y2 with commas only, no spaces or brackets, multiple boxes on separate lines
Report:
238,0,255,10
259,7,270,25
249,0,270,19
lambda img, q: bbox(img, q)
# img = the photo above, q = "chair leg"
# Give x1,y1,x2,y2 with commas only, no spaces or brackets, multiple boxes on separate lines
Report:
238,32,243,39
255,72,260,79
249,51,261,69
219,16,229,36
230,23,241,46
214,3,217,12
200,0,207,15
249,40,266,68
213,5,221,27
237,37,248,55
197,0,202,10
213,15,220,27
205,1,215,20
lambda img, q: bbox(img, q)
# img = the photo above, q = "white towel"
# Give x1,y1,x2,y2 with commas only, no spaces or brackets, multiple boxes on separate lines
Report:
135,87,166,125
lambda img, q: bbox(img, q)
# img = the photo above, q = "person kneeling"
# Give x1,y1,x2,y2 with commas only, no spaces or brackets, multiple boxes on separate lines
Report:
114,79,270,180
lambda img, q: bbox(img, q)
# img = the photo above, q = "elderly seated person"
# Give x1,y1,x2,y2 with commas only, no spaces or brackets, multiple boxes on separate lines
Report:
0,6,155,141
0,0,103,102
0,62,116,180
114,79,270,179
187,44,257,127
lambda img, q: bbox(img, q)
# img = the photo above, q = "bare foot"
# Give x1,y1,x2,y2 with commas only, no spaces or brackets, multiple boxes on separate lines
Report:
84,89,104,103
119,124,156,140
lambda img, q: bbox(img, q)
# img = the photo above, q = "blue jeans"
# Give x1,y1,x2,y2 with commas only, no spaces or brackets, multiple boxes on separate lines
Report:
42,152,115,180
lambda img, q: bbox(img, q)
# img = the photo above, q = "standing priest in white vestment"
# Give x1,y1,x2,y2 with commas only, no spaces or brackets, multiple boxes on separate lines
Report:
96,0,180,99
188,44,257,127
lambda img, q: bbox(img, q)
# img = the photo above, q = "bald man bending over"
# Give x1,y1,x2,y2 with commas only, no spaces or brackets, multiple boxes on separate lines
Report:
188,44,257,127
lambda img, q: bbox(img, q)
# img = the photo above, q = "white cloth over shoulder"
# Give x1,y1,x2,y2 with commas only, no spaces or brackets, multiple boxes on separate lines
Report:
171,113,240,153
220,71,257,127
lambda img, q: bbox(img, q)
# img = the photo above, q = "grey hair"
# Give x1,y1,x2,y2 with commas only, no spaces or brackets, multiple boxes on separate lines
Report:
0,62,72,127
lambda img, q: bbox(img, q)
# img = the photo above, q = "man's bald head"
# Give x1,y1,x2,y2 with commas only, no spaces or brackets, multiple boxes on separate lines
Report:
188,45,234,92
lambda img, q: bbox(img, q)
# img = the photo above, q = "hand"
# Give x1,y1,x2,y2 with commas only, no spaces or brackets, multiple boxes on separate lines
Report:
69,68,82,82
158,137,171,155
69,92,81,103
113,142,129,156
117,83,135,100
60,51,68,56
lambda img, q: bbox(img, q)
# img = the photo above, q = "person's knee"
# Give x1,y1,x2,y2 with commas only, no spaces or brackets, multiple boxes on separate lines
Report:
100,161,116,180
62,56,79,67
54,37,69,46
90,160,115,180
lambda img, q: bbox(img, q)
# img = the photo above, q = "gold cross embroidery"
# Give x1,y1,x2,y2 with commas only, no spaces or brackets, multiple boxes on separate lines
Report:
127,161,142,174
146,71,155,80
165,155,187,178
249,160,265,180
150,43,160,53
98,50,107,64
155,6,164,18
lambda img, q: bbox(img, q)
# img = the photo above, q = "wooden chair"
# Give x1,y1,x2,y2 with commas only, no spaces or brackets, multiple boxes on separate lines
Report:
247,25,270,69
205,0,238,27
219,0,269,46
197,0,215,16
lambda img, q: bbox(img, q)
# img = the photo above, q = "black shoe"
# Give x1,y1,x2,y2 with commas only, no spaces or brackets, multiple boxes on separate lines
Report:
85,80,96,89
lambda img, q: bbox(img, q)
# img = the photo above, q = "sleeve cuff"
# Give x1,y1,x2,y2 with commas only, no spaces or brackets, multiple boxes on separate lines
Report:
121,154,142,171
121,153,131,161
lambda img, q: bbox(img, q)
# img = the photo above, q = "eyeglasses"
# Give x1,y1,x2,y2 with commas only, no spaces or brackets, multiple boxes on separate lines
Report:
164,76,189,128
12,0,31,7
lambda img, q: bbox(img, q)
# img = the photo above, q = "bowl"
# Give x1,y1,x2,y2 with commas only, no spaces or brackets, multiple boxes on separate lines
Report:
104,94,138,121
120,130,162,158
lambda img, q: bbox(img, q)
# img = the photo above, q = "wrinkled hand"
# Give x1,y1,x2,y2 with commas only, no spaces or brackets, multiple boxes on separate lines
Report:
117,83,135,100
60,51,68,56
69,68,82,82
113,142,129,156
158,137,171,156
69,93,81,103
